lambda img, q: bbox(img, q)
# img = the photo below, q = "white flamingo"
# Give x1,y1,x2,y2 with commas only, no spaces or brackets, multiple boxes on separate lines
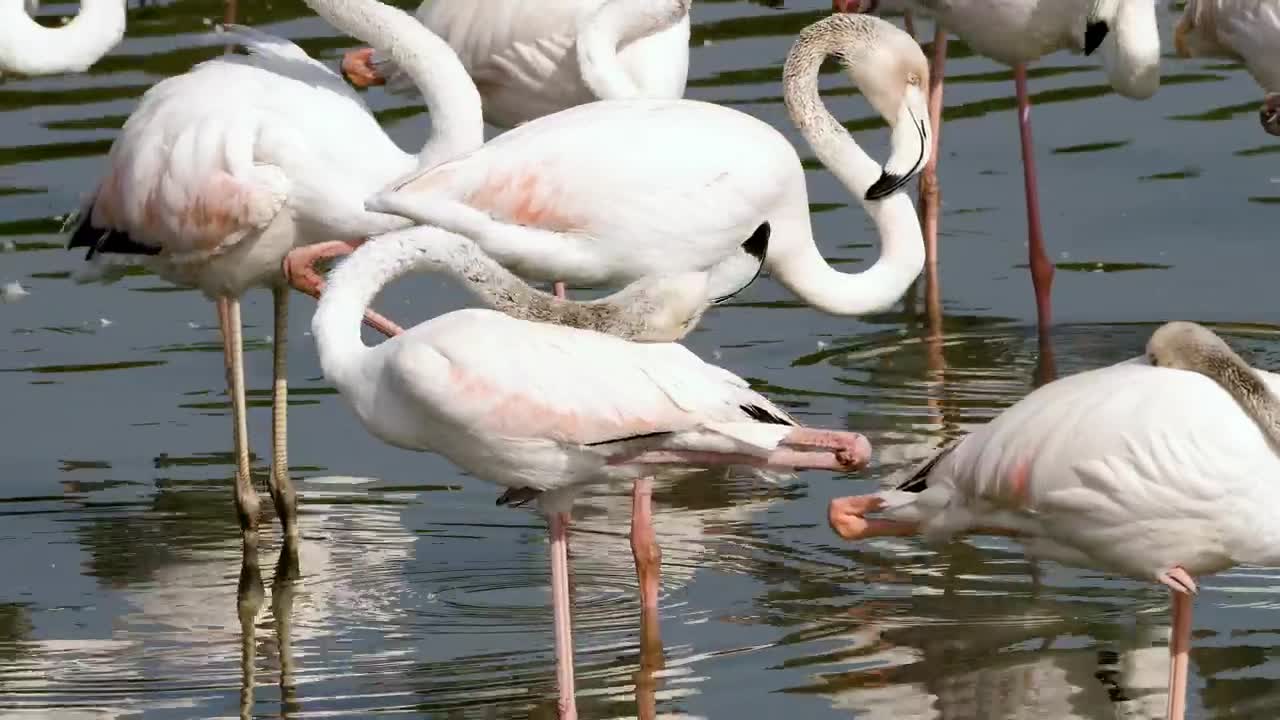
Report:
62,0,487,557
836,0,1161,332
340,0,690,129
1175,0,1280,136
363,11,929,612
304,224,873,718
0,0,126,77
827,321,1280,720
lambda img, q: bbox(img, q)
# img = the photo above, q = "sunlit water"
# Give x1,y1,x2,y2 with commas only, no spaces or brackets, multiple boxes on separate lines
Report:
2,0,1280,717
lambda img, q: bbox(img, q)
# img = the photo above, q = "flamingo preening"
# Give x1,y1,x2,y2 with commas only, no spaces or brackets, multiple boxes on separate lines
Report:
828,321,1280,720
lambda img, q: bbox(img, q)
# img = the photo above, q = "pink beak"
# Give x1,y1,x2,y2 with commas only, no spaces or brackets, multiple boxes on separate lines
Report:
832,0,878,12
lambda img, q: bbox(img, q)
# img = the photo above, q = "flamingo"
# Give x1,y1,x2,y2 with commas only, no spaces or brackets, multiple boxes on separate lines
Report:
282,221,770,343
827,321,1280,720
340,0,690,129
1174,0,1280,136
835,0,1160,333
0,0,126,77
302,223,873,718
361,11,929,611
62,0,488,559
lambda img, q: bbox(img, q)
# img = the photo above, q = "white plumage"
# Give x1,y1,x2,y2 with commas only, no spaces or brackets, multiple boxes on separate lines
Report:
0,0,126,77
1175,0,1280,135
344,0,690,127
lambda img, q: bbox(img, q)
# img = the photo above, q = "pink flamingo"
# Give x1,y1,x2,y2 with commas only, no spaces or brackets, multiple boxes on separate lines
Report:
827,321,1280,720
283,225,873,719
834,0,1160,332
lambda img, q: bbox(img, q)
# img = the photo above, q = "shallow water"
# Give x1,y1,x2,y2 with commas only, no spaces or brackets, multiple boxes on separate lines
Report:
3,0,1280,717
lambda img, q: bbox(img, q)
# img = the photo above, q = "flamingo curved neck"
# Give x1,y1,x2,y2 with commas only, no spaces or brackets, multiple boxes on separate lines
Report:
301,0,483,167
776,21,925,316
0,0,125,76
576,0,690,99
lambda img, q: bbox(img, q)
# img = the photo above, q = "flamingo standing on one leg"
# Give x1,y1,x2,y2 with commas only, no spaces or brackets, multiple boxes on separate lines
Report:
1174,0,1280,136
0,0,126,77
828,321,1280,720
361,12,931,613
835,0,1161,332
63,0,488,559
302,225,873,719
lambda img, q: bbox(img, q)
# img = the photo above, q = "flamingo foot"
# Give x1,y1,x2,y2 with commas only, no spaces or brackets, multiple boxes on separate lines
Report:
341,47,386,88
779,427,872,468
281,241,405,337
1159,566,1199,596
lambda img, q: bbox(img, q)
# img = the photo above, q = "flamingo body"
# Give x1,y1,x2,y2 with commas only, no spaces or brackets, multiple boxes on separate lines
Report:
391,99,796,286
1176,0,1280,89
364,0,690,127
70,34,415,297
892,357,1280,580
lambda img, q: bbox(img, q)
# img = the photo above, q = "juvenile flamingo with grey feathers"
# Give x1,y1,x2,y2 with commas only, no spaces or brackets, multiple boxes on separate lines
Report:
301,224,872,719
828,321,1280,720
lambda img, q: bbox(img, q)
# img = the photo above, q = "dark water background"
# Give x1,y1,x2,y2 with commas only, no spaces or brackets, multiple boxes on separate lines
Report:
3,0,1280,717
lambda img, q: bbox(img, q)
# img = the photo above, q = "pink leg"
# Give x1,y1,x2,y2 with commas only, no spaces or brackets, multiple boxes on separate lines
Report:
282,241,404,337
826,493,1027,541
554,282,567,299
919,26,947,282
1159,567,1197,720
631,477,660,611
609,428,871,472
549,512,578,720
1013,63,1054,332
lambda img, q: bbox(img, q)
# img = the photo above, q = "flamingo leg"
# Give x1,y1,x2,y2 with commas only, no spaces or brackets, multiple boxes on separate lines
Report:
549,512,578,720
1160,567,1197,720
269,286,299,547
826,493,1027,541
1013,62,1054,331
631,477,661,611
272,541,300,708
554,282,567,299
918,25,947,283
219,297,261,554
608,428,871,472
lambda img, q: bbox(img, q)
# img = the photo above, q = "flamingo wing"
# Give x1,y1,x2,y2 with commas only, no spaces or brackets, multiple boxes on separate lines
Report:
385,309,793,447
390,99,798,281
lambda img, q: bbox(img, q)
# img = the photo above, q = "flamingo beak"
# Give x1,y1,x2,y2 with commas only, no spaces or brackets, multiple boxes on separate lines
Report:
866,85,931,201
1261,94,1280,137
340,48,387,88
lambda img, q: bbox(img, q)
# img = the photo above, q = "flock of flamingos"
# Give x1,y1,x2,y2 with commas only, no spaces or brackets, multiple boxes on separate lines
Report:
4,0,1280,717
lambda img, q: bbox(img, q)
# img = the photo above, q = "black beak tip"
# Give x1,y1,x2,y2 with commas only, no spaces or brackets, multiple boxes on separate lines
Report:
865,171,903,201
1083,20,1109,56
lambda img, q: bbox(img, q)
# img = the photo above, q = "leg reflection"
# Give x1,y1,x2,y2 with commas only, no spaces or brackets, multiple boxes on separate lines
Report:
238,546,266,720
271,541,301,719
634,599,665,720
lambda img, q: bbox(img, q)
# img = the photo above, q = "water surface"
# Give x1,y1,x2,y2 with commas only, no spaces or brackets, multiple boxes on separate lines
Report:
2,1,1280,717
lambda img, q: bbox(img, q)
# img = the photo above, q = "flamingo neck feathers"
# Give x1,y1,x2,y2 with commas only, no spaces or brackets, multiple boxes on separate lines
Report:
1147,322,1280,450
576,0,690,100
775,14,925,316
0,0,125,76
301,0,482,168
